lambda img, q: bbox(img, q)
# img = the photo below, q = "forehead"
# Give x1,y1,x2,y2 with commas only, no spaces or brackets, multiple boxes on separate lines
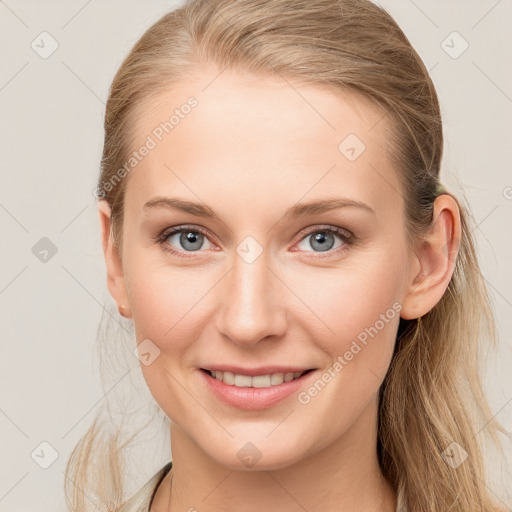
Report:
124,69,402,221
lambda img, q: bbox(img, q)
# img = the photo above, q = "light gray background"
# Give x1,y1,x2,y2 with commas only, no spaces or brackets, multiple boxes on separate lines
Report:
1,1,511,510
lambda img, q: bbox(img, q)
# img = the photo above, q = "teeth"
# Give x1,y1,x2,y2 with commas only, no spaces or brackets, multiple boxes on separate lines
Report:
234,374,252,387
209,370,307,387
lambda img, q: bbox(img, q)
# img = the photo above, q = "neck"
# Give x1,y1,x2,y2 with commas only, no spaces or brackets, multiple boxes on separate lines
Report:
152,394,396,512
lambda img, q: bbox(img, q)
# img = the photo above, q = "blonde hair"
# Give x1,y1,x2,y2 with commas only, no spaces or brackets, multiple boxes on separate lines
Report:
65,0,511,510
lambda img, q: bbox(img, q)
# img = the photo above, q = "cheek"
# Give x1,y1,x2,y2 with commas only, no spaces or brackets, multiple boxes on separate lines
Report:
295,251,407,367
126,262,209,346
290,257,405,433
123,258,211,415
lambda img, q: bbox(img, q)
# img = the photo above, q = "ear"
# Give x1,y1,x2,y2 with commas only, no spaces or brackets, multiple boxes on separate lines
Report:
98,200,132,319
400,194,461,320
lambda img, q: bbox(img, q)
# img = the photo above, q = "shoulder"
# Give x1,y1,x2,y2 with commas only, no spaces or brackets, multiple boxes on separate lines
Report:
115,461,173,512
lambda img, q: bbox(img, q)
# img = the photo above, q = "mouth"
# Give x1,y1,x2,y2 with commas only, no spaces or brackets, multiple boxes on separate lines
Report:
200,368,316,388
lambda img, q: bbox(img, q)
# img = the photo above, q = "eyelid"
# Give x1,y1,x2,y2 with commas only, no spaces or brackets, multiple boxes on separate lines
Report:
295,224,353,242
158,224,213,242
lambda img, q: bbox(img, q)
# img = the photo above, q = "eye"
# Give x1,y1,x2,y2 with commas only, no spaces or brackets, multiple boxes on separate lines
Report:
155,225,214,257
294,225,353,255
154,224,354,258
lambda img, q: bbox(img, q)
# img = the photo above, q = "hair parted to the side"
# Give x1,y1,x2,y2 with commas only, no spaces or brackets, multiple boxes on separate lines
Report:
65,0,511,510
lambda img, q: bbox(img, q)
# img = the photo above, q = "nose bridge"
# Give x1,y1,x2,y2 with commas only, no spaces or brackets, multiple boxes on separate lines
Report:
216,246,286,346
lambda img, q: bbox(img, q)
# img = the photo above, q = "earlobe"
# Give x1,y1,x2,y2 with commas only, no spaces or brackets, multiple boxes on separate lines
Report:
400,195,461,320
97,200,132,319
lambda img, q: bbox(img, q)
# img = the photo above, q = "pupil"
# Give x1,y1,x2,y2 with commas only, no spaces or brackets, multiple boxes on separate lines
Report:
312,232,333,252
180,231,202,251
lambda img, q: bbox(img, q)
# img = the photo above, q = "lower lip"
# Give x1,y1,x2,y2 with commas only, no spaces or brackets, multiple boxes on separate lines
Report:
199,369,316,410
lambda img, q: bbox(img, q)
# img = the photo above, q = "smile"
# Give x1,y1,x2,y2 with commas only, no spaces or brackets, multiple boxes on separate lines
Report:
204,369,312,388
199,368,317,410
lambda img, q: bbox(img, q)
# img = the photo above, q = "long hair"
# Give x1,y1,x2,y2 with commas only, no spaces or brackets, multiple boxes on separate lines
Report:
64,1,511,510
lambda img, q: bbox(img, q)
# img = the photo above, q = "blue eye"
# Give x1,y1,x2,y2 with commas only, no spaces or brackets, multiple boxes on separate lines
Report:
155,224,354,258
295,226,352,254
156,225,213,257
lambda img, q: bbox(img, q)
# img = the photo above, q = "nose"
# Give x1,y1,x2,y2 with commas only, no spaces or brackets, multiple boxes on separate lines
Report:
215,249,288,348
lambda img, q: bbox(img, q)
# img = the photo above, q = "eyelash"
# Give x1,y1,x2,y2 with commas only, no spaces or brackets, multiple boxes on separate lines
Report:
153,224,355,259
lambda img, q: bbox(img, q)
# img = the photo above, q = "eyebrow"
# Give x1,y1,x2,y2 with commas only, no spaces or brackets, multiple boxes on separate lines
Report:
143,196,375,221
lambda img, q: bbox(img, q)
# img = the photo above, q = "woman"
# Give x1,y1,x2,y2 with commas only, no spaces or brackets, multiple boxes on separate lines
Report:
65,0,510,510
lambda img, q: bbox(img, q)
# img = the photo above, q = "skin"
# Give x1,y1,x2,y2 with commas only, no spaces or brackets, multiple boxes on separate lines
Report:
98,68,460,511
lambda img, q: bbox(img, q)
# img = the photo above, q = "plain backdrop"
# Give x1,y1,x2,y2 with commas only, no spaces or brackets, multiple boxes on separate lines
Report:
1,0,511,510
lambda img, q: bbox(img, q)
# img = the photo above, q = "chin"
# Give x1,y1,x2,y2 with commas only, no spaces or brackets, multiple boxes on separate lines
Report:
202,434,313,472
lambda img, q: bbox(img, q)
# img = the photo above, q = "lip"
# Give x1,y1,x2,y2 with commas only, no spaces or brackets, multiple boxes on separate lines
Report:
199,367,317,410
201,365,314,377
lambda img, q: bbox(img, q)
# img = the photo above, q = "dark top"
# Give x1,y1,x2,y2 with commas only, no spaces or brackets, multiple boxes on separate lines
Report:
116,461,172,512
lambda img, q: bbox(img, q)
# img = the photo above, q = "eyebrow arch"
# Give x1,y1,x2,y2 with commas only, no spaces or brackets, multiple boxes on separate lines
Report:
282,197,375,220
143,196,375,220
143,197,216,217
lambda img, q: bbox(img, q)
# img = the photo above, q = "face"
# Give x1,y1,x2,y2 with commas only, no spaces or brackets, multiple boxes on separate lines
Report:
108,69,416,470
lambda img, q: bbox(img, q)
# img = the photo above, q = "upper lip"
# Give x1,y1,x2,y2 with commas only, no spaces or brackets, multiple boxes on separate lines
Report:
200,365,316,376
